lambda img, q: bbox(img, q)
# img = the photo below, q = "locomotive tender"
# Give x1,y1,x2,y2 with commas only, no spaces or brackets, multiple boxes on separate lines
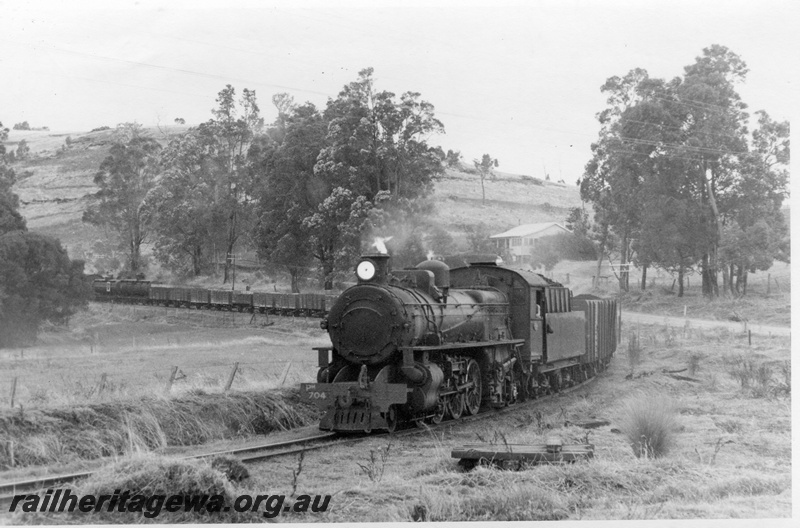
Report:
301,254,617,433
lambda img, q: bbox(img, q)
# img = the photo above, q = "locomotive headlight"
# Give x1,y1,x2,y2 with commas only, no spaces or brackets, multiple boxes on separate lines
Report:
356,260,376,281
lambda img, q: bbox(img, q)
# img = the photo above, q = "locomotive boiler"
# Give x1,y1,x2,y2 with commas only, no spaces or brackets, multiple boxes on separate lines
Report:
301,253,618,433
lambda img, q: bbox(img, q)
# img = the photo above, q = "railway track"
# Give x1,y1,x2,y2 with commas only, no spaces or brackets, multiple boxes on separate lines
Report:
1,370,601,512
0,432,341,510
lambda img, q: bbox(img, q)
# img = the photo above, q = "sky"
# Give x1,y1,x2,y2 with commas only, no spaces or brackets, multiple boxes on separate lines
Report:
1,0,797,180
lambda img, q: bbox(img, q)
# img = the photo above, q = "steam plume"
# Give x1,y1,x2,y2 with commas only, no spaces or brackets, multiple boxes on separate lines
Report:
373,236,393,254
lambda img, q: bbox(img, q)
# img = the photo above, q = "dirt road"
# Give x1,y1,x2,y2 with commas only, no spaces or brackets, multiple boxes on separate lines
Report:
622,310,790,337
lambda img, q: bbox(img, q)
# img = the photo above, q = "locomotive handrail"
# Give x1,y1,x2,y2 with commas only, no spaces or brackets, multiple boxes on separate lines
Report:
409,339,524,351
397,302,509,307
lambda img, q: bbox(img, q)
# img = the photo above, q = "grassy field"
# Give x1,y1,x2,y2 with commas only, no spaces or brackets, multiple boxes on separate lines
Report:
0,303,327,408
0,304,329,473
9,321,790,522
236,323,791,522
432,169,579,246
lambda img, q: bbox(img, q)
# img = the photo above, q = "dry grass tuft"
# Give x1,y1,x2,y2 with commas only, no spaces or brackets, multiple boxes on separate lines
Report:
0,389,319,468
617,393,678,459
11,455,259,524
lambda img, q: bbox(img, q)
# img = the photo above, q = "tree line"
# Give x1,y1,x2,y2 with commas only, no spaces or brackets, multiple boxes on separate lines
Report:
0,121,91,347
82,68,448,291
579,45,789,297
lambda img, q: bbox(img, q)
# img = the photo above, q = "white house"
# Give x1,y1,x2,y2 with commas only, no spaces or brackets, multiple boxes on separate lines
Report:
490,222,571,263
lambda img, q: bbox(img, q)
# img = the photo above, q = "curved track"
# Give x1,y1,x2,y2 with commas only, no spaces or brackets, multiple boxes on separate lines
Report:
0,370,601,511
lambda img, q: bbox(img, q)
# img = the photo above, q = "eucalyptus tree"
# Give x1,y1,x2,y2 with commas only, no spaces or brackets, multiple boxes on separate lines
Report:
0,121,26,235
582,46,785,297
252,101,329,292
82,123,161,274
310,68,444,285
206,85,264,283
473,154,498,204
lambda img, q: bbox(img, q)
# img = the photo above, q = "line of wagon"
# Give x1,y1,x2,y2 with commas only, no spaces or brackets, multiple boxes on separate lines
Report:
91,279,339,317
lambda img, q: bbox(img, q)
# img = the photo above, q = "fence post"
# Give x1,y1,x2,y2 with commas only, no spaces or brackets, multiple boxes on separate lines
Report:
10,376,17,408
97,373,108,396
280,362,293,386
767,273,771,295
165,366,178,394
224,362,239,392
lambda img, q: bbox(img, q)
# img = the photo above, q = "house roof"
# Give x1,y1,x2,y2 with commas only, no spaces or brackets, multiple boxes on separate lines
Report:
490,222,570,239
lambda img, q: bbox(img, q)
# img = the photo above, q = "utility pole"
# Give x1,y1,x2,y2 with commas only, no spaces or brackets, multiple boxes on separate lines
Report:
617,262,630,344
227,253,236,290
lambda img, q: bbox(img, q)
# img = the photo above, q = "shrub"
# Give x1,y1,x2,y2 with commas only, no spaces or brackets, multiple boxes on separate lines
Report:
618,393,678,459
0,231,92,347
725,356,775,397
687,353,702,376
626,333,642,372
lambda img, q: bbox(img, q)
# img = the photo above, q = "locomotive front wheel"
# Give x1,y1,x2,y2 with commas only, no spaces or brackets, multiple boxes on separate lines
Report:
384,405,398,433
465,359,482,416
447,392,464,420
430,403,446,425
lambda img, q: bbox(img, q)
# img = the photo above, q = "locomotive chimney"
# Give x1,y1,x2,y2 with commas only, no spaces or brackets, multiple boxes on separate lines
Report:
356,253,391,284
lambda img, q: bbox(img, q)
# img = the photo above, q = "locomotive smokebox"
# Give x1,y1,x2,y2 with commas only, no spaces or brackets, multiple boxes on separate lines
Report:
356,254,391,284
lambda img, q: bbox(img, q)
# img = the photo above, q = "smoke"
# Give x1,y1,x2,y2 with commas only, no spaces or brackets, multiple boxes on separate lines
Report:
372,236,393,254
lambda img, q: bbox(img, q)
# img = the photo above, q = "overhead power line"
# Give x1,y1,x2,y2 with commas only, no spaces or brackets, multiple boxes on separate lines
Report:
617,136,748,156
0,38,332,99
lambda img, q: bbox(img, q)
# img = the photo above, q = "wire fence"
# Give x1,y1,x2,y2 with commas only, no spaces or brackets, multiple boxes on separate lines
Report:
541,269,787,297
3,356,319,409
0,305,325,409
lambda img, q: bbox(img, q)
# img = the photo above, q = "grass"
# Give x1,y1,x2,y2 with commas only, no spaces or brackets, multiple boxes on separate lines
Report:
723,355,782,398
0,389,320,469
9,318,791,521
614,261,791,327
9,455,262,524
0,303,327,471
192,322,789,522
0,303,327,408
356,442,392,483
617,393,678,459
626,332,642,373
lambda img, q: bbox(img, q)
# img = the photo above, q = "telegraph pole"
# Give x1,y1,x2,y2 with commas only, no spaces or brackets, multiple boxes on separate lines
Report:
228,253,236,290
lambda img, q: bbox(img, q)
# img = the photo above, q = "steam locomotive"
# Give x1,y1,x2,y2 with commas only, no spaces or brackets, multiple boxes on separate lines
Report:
301,253,617,433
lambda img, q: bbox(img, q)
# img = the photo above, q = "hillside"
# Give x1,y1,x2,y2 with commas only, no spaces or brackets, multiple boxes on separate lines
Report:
5,127,188,271
5,128,582,275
